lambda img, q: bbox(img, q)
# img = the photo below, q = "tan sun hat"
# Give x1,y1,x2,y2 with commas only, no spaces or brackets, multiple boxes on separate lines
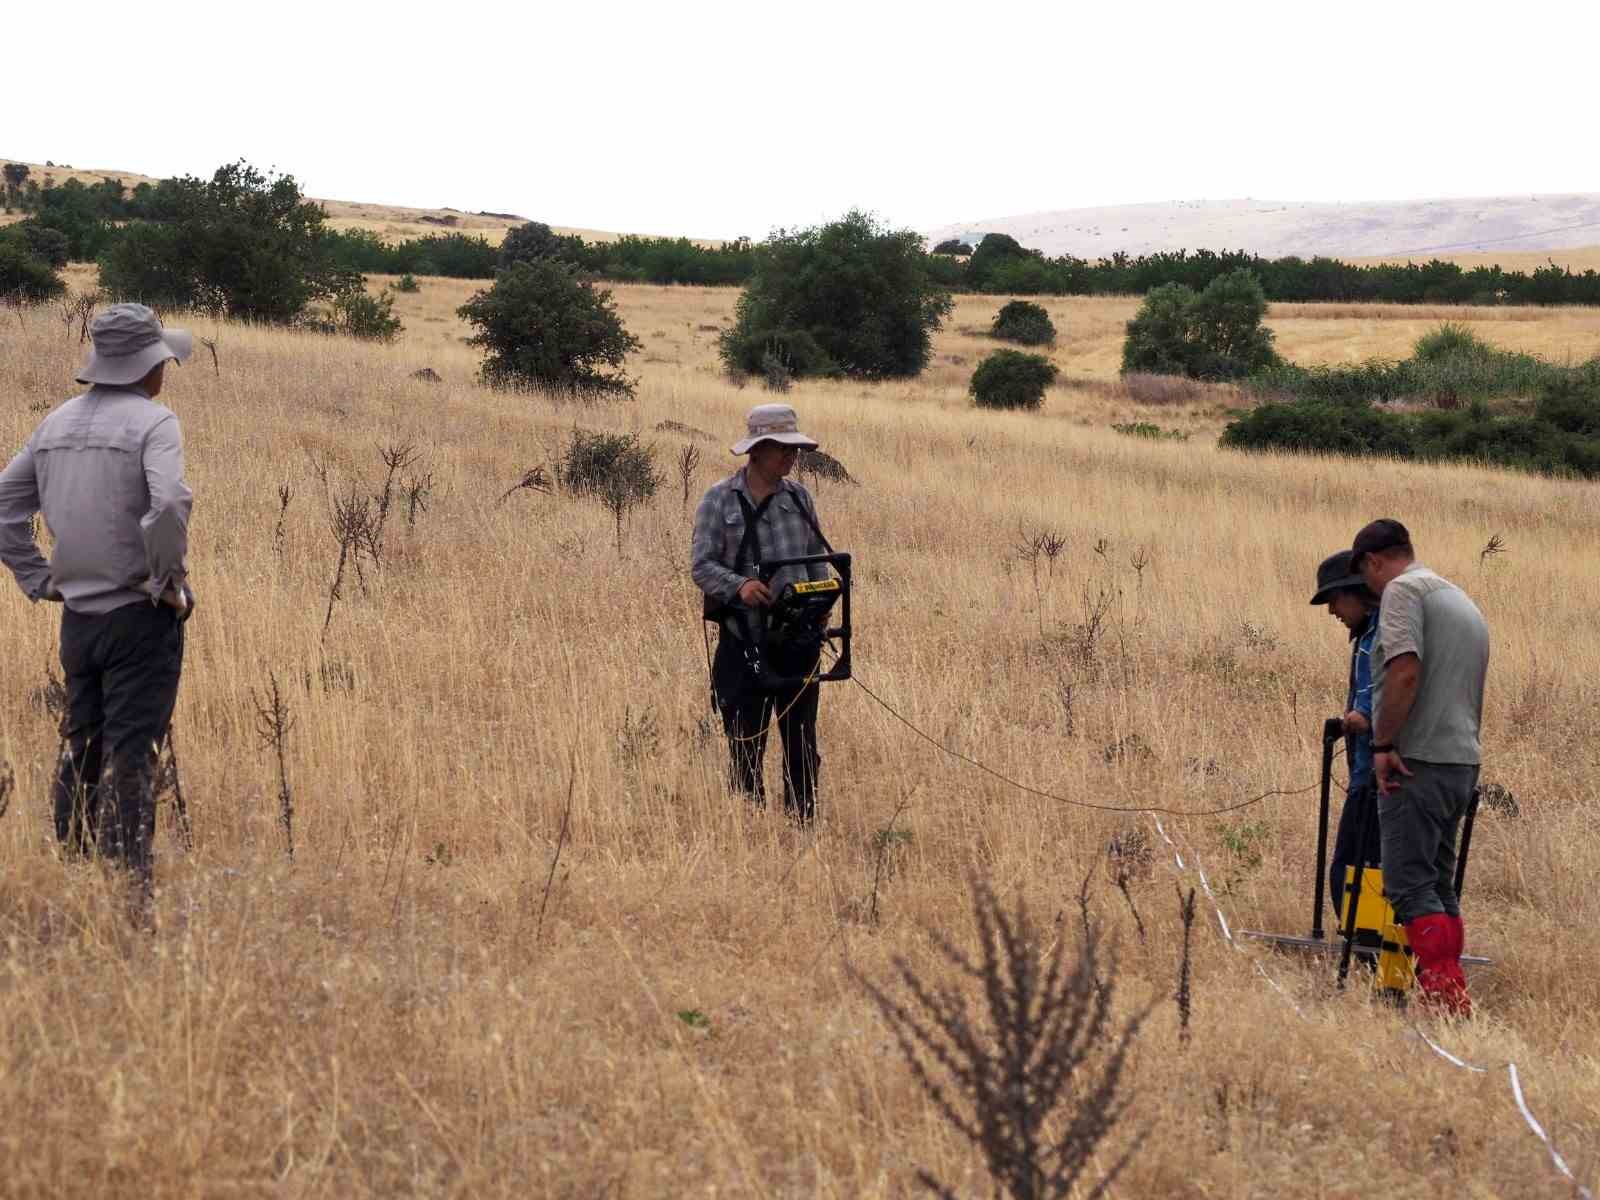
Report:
76,303,193,387
730,403,819,455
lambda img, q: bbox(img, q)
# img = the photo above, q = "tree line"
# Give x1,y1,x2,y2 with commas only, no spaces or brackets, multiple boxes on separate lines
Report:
9,159,1599,306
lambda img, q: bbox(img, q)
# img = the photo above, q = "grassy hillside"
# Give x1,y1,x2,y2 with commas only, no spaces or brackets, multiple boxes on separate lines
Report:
1,279,1598,1195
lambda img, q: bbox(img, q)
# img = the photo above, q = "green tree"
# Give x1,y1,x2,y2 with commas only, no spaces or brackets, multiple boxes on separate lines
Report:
98,161,360,323
1121,270,1278,380
966,232,1033,291
719,210,951,380
1121,283,1198,376
0,236,65,301
498,221,582,270
457,259,640,396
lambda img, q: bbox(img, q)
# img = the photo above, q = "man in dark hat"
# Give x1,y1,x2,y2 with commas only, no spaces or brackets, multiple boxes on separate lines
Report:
1309,549,1381,918
0,303,196,908
691,403,832,823
1351,518,1488,1015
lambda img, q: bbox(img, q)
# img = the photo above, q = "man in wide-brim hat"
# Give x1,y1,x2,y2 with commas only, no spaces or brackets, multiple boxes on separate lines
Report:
1309,549,1382,919
0,302,196,909
691,403,833,823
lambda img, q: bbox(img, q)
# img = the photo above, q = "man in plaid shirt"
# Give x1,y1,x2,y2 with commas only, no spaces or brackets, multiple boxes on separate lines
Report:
692,404,832,823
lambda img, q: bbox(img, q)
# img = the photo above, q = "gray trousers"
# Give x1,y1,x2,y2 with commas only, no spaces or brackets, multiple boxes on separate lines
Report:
1377,759,1478,924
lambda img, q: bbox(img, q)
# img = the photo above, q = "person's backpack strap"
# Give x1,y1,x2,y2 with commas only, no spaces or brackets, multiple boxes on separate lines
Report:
786,483,833,554
704,489,774,623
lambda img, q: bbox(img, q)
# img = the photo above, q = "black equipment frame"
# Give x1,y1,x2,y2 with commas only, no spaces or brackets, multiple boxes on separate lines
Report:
735,551,853,690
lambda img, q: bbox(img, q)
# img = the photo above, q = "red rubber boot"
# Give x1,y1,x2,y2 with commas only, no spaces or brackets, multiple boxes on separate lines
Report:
1445,915,1473,1016
1406,913,1472,1017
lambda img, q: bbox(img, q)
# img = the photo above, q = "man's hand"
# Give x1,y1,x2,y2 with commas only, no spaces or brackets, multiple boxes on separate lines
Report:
160,582,193,620
1374,750,1412,796
38,580,64,603
737,579,774,607
1342,710,1370,737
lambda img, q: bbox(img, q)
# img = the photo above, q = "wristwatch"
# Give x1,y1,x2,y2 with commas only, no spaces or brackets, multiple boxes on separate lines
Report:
1371,743,1395,754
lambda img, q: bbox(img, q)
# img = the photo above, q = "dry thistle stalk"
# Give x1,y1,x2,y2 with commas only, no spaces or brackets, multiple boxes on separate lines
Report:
1480,533,1507,564
323,488,378,636
536,751,578,944
373,440,420,557
0,761,13,823
273,481,293,556
252,673,296,861
1175,884,1197,1047
1106,829,1149,941
677,442,702,510
852,875,1147,1200
403,472,433,526
497,465,553,504
866,801,910,927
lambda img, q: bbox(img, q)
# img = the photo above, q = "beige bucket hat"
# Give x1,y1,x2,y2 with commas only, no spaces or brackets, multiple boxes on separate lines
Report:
76,303,193,387
730,403,819,455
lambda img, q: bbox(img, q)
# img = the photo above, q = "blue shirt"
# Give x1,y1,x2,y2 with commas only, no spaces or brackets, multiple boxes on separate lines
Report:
1346,612,1377,793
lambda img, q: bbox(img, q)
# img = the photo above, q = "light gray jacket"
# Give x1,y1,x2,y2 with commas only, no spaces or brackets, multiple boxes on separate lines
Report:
0,385,192,615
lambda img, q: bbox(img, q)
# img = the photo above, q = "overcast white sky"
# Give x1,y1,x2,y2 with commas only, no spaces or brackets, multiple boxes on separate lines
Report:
8,0,1596,240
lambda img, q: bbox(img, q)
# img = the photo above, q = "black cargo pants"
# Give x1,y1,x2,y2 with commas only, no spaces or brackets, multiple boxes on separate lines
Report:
55,602,185,881
711,633,820,823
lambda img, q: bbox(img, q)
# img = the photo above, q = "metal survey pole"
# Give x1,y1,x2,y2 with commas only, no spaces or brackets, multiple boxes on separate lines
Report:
1312,717,1342,942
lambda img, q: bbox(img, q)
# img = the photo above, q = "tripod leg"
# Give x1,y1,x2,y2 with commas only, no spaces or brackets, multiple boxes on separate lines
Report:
1337,786,1373,986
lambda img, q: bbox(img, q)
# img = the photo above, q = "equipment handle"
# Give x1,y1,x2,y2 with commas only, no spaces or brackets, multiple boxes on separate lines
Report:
1311,716,1341,941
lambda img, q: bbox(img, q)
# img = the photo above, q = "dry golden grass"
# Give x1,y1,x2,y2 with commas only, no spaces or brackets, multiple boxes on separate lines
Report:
2,278,1599,1197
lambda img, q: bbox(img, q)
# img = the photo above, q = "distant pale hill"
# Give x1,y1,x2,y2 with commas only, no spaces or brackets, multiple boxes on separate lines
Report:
927,194,1600,263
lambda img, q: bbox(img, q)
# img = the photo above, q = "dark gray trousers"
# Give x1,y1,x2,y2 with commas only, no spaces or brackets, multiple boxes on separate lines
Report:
55,602,185,880
1377,759,1478,924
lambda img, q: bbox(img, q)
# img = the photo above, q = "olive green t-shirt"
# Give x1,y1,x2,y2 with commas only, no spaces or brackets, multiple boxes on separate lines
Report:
1372,563,1489,765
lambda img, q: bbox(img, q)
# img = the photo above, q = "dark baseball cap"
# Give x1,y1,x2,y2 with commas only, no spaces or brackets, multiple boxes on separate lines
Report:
1350,518,1412,570
1310,550,1367,605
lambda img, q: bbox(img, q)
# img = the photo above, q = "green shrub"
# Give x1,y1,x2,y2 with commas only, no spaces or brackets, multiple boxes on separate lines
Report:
720,210,951,380
991,300,1056,346
1247,325,1567,408
1111,421,1188,442
457,259,640,397
560,430,662,504
330,289,402,341
932,238,973,255
720,327,840,381
0,237,64,301
970,349,1057,410
1413,321,1486,362
1222,366,1600,479
394,272,420,293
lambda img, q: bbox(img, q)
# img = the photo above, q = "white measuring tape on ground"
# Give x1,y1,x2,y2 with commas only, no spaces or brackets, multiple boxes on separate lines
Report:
1151,815,1592,1196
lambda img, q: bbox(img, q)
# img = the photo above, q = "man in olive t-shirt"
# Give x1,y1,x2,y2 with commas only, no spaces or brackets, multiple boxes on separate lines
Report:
1353,518,1488,1017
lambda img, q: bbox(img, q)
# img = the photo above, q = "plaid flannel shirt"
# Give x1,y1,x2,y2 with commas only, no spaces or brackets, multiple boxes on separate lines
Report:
691,468,829,611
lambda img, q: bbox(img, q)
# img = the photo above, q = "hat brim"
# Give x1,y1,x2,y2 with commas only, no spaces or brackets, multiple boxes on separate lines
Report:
731,431,820,455
76,328,193,386
1309,572,1367,605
